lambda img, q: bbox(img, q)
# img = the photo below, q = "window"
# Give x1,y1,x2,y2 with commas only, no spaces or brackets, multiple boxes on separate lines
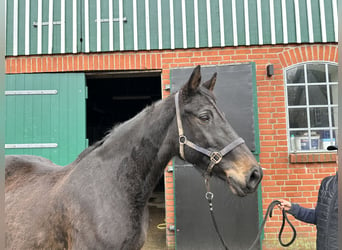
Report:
285,62,338,152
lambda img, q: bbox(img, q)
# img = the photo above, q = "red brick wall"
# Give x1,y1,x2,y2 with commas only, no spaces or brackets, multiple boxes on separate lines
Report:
5,43,338,249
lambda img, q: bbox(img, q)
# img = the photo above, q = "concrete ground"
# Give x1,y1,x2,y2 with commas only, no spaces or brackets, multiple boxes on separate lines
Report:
142,193,167,250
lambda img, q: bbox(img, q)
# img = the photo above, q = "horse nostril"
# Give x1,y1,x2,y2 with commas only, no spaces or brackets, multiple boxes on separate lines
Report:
246,166,263,191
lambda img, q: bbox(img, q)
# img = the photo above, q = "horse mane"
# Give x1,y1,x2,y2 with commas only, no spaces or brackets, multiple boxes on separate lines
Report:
73,125,118,163
73,101,159,164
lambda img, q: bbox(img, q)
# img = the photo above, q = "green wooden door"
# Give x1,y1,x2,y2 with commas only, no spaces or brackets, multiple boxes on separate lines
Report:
5,73,87,166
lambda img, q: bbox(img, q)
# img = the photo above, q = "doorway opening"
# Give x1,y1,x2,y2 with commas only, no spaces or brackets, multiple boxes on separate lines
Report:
86,71,166,249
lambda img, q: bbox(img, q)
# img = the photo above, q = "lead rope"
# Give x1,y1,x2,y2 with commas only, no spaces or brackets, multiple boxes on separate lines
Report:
205,177,229,250
247,200,297,250
205,178,296,250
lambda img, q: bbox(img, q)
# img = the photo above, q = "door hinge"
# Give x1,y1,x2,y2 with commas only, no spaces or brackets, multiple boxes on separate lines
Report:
85,86,88,99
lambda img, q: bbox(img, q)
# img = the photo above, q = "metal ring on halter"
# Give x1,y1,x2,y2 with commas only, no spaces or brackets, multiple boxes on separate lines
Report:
179,135,187,144
205,191,214,201
210,152,223,164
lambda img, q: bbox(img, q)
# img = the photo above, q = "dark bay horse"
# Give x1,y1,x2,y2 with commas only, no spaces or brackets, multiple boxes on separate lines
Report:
5,65,263,249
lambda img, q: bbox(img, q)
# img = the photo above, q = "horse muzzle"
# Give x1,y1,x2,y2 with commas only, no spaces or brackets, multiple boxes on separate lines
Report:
245,165,263,192
225,165,263,197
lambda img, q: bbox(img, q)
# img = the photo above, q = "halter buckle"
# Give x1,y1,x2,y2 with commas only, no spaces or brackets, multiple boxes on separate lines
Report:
179,135,187,144
205,191,214,201
210,152,222,164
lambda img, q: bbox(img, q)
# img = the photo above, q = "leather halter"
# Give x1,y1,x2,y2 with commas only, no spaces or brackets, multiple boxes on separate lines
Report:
174,91,245,177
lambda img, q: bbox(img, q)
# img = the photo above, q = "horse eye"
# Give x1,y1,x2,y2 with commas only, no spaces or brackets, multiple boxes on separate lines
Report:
199,114,210,122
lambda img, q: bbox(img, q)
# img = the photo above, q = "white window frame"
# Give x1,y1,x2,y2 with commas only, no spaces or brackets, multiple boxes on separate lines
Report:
285,61,338,153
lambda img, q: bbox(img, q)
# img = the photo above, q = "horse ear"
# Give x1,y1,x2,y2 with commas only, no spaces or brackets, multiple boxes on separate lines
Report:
202,72,217,92
182,65,201,96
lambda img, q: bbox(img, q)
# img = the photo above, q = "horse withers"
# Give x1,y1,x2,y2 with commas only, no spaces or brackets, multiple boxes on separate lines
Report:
5,65,263,249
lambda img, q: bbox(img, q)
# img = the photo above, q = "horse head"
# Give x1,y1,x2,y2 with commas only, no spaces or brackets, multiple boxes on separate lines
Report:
176,65,263,197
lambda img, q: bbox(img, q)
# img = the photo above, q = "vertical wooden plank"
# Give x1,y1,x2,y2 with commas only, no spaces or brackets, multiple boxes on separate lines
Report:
113,0,120,51
248,0,259,45
332,0,337,42
145,0,150,50
13,0,18,56
223,0,233,46
298,0,309,43
244,0,250,46
198,0,208,47
285,0,296,43
161,0,171,49
99,0,109,52
273,0,283,43
169,0,175,49
5,76,15,154
306,0,314,43
149,0,158,50
173,0,182,48
109,0,113,51
194,0,199,48
323,0,334,42
185,0,195,48
269,0,275,44
235,0,245,46
17,0,26,55
84,0,90,52
261,0,271,44
72,0,77,53
294,0,301,43
25,0,30,55
60,0,65,53
181,0,187,48
137,0,146,50
6,0,14,55
64,0,73,53
119,0,124,50
319,0,326,42
37,0,42,54
123,0,134,50
311,0,322,42
96,0,101,51
218,0,225,47
50,74,60,162
210,0,221,47
257,0,263,44
29,0,38,54
48,0,54,54
52,0,62,54
157,0,162,49
40,74,51,159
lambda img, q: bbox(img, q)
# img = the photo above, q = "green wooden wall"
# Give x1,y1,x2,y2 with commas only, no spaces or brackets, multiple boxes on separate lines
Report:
5,73,87,166
6,0,338,56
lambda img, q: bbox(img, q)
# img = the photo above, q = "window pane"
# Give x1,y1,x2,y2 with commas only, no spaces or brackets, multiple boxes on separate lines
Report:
307,64,326,83
292,131,320,150
310,107,329,127
319,130,337,150
330,84,338,105
286,65,304,83
308,85,327,105
331,107,338,127
289,108,307,128
287,86,306,105
328,65,338,82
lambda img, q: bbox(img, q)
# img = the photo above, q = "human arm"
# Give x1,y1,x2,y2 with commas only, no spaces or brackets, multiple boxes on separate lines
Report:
278,199,317,225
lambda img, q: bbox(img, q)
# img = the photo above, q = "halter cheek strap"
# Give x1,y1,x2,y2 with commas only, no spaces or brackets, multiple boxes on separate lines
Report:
175,91,245,176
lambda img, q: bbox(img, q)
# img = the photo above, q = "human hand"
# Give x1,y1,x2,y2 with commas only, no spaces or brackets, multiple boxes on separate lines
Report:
278,199,292,211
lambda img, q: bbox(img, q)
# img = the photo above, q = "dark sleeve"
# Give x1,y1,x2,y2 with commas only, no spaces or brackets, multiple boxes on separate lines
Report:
286,203,317,225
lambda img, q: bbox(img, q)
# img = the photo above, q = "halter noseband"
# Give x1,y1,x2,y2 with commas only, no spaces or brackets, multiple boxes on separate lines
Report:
174,91,245,177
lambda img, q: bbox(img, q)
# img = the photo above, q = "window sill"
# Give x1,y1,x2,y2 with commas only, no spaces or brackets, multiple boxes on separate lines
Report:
289,152,337,164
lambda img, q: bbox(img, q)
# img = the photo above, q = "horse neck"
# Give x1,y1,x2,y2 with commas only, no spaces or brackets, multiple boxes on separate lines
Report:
71,95,178,205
